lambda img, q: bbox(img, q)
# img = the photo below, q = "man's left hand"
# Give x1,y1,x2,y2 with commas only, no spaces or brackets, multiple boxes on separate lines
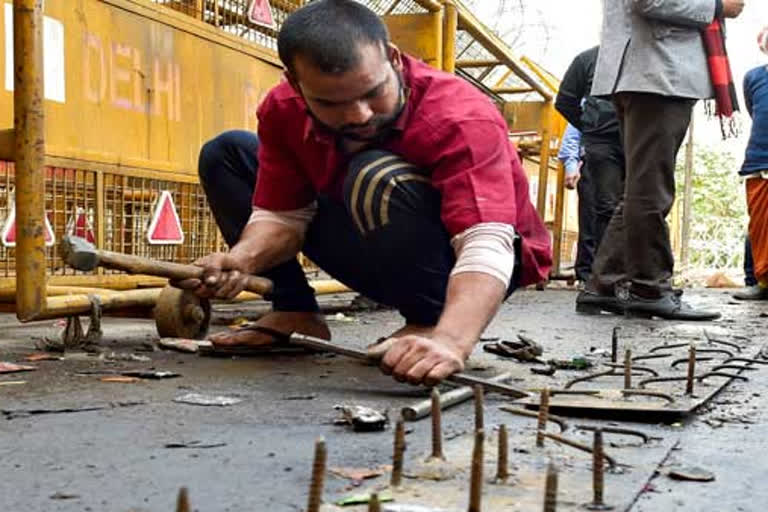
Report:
372,335,466,386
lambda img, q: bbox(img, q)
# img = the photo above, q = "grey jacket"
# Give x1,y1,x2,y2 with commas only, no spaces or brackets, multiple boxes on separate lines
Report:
592,0,717,99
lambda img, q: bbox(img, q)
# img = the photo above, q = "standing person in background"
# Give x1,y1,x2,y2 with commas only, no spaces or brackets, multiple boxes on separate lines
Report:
556,46,625,288
575,0,744,320
736,27,768,302
733,237,767,299
557,123,594,284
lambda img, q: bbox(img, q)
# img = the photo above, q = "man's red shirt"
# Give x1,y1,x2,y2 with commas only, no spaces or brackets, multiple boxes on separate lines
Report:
253,54,552,286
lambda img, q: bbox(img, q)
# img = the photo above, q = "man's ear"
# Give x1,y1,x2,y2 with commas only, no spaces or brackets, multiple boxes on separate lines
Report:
387,43,403,72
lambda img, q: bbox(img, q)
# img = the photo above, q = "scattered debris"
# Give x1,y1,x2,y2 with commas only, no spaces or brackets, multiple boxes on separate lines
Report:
329,466,388,481
334,405,388,432
164,440,227,449
158,337,201,354
0,362,36,374
103,352,151,363
327,312,357,323
173,393,243,407
282,394,317,401
49,492,80,500
100,376,140,384
122,370,180,380
530,365,556,376
24,353,63,362
0,381,26,387
705,271,738,289
335,490,393,506
666,465,715,482
547,357,594,370
2,401,144,420
483,335,544,362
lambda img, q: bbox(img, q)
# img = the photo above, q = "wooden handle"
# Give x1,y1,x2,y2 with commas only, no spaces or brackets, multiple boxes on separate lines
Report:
97,249,274,295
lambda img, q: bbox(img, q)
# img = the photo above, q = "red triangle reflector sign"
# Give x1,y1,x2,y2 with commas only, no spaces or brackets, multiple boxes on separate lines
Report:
147,190,184,245
247,0,275,28
1,203,55,247
66,207,95,244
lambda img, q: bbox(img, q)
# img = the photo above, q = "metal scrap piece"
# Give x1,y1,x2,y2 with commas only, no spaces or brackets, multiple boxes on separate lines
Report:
697,372,749,383
540,431,617,468
499,406,568,432
576,425,651,444
334,405,388,432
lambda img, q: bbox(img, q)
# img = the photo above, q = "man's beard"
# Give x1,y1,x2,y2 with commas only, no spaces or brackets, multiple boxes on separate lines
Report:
309,70,406,143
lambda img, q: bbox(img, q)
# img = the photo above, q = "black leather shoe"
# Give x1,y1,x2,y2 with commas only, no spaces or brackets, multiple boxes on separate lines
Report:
733,285,768,301
575,290,624,315
622,292,720,321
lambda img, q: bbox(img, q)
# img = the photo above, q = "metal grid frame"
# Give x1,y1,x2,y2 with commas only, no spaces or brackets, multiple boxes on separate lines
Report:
0,162,224,278
149,0,431,51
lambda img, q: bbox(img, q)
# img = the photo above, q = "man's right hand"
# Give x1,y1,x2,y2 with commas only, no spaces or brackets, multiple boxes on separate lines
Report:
564,172,580,190
722,0,745,18
173,252,253,300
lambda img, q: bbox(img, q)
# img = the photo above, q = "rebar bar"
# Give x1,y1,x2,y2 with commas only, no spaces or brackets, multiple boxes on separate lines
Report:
499,406,568,432
431,388,444,460
469,429,484,512
543,461,558,512
175,487,190,512
624,349,632,389
391,419,405,487
474,384,485,431
686,344,696,395
536,388,550,448
307,438,327,512
496,424,509,482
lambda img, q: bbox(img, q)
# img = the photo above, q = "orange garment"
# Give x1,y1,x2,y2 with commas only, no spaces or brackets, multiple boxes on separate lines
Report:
747,178,768,284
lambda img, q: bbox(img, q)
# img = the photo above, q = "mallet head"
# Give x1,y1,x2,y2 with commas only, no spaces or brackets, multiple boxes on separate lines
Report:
60,235,100,271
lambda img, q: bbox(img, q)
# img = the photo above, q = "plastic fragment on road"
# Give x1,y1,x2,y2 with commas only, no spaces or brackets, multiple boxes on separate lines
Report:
0,362,36,374
24,353,63,362
158,337,201,353
173,393,243,406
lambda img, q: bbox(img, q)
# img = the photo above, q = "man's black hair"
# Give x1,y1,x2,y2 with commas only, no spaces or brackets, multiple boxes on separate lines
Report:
278,0,390,75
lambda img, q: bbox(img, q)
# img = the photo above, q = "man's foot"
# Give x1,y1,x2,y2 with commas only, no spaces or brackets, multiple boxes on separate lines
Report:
622,291,720,321
733,285,768,301
575,289,624,315
209,311,331,349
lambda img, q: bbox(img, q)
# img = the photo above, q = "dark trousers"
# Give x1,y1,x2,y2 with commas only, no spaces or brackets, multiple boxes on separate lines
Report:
575,141,626,282
198,131,518,326
745,236,757,286
590,93,694,297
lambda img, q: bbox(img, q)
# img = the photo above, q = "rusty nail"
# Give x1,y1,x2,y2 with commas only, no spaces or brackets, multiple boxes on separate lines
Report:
624,349,632,389
307,437,327,512
543,461,558,512
431,388,444,459
474,384,485,431
391,418,405,487
536,388,550,448
585,429,614,510
368,492,381,512
175,487,190,512
686,344,696,395
496,424,509,482
611,326,619,363
469,429,484,512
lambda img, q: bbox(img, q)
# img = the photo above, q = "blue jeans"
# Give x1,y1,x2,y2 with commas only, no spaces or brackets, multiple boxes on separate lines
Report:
198,130,519,325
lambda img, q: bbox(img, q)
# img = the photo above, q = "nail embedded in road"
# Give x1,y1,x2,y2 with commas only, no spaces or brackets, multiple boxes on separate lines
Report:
391,418,406,487
474,384,485,431
469,429,484,512
307,437,327,512
431,388,444,460
536,388,550,448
